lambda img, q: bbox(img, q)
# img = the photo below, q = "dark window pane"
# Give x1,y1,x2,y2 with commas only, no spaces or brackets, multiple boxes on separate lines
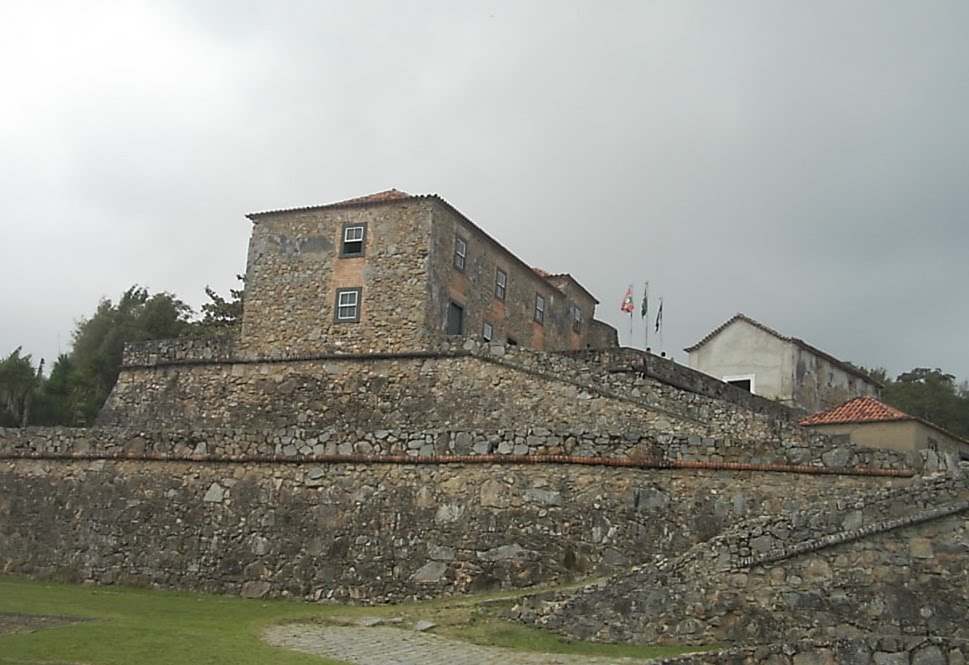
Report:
447,302,464,335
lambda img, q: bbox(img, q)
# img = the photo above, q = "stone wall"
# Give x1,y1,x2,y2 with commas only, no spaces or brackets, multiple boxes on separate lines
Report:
121,335,239,366
553,347,797,421
0,452,914,603
92,342,936,474
650,637,969,665
534,469,969,647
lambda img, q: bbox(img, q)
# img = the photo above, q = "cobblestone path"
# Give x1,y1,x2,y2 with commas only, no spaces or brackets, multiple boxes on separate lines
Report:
263,624,652,665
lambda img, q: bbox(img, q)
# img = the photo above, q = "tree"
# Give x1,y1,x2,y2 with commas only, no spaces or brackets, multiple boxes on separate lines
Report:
67,286,194,424
191,275,244,336
30,354,82,426
0,348,42,427
7,280,248,427
882,367,969,439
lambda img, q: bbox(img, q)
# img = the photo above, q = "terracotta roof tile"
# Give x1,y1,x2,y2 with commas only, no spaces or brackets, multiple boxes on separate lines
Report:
799,396,911,426
247,189,417,219
332,189,412,205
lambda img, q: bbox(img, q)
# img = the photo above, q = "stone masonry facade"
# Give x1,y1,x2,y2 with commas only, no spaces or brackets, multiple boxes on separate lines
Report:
241,191,617,357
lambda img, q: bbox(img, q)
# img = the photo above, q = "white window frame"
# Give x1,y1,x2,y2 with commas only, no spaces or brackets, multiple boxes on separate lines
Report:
572,306,582,333
723,373,756,394
453,236,467,271
495,268,507,300
482,322,494,342
534,294,545,324
340,224,366,257
335,288,361,322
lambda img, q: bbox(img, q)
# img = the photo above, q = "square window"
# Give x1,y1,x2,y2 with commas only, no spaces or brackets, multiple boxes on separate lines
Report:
335,288,362,322
482,322,494,342
453,236,467,271
534,294,545,324
573,306,582,333
495,268,507,301
341,224,366,257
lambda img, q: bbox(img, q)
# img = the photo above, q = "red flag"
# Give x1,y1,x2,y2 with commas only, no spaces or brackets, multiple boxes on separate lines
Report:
620,287,634,314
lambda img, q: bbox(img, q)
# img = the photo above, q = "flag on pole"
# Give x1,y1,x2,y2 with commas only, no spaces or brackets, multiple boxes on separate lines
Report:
640,282,649,319
654,298,664,333
620,286,634,314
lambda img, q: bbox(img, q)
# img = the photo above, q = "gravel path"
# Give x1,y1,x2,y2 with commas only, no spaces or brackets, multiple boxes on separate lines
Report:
263,624,652,665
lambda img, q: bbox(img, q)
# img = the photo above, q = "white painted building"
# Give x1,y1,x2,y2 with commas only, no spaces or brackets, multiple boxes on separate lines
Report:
684,313,881,414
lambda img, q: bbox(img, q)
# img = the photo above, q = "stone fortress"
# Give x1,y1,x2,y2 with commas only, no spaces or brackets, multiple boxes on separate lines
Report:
2,191,968,664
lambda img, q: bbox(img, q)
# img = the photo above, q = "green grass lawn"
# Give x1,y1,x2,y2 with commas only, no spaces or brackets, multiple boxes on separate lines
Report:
0,577,347,665
0,576,709,664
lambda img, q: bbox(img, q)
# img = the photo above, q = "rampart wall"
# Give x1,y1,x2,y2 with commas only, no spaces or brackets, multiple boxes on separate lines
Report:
535,470,969,646
0,453,915,603
95,340,937,473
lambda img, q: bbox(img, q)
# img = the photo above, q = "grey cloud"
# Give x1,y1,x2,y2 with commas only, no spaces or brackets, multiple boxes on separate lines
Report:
1,0,966,381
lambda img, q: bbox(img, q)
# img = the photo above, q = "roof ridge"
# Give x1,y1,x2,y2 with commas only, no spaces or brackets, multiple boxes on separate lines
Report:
247,189,424,219
683,313,788,352
684,313,881,386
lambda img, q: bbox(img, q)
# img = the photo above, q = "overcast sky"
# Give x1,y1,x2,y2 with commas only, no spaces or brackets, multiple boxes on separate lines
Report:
2,1,967,382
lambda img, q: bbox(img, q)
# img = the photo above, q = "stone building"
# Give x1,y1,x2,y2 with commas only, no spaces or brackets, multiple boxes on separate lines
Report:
800,394,969,459
684,313,880,414
241,189,618,357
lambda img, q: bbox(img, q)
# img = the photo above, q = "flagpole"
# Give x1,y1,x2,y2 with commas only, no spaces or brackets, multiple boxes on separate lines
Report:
642,281,649,351
620,285,635,341
628,283,633,336
654,297,664,355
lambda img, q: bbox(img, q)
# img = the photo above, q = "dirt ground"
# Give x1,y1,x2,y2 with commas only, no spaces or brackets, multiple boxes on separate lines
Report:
0,611,91,636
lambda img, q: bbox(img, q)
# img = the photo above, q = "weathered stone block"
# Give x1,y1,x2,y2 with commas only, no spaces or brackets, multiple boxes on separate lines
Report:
411,561,448,582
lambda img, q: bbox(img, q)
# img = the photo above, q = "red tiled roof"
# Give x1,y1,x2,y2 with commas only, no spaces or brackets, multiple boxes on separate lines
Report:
683,313,882,387
247,189,418,219
799,395,911,426
532,267,552,278
333,189,412,206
